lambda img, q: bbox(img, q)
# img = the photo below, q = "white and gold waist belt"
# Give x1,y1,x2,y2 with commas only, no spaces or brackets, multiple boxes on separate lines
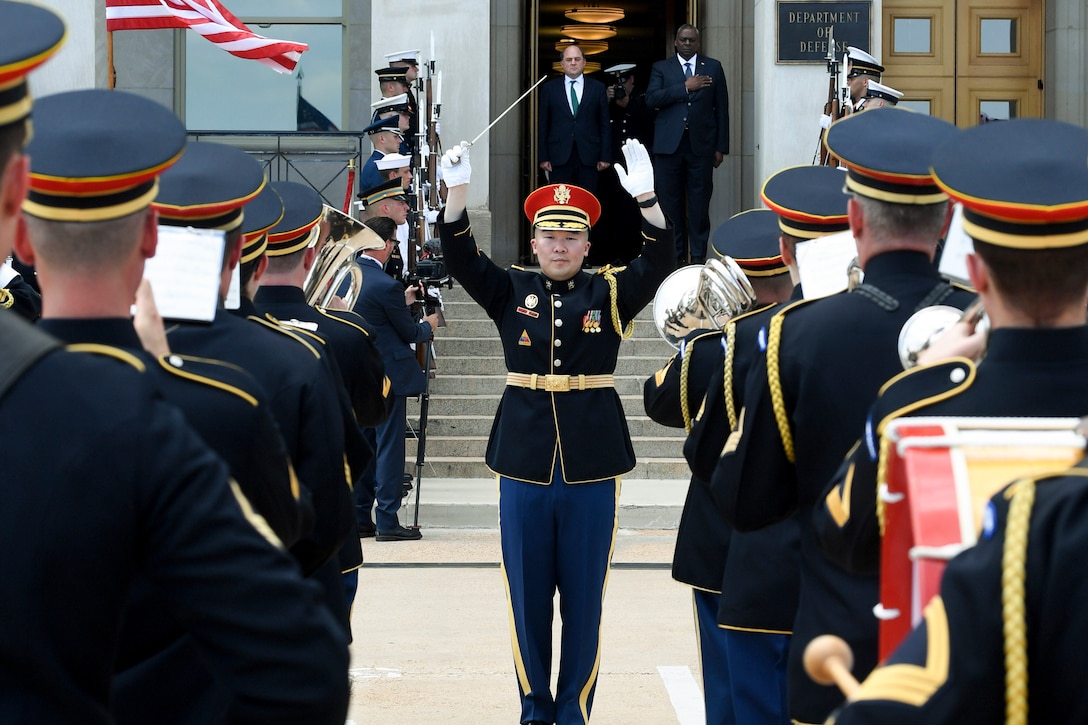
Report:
505,372,615,392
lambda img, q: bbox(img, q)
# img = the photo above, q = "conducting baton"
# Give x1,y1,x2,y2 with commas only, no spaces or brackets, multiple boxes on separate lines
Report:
467,75,547,146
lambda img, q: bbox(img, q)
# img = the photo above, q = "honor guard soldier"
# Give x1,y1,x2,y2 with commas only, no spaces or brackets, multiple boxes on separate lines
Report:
860,81,902,110
0,4,349,721
385,48,421,82
438,138,674,725
843,47,884,113
345,214,437,541
644,208,795,724
359,115,406,193
375,153,415,275
20,87,313,725
157,143,357,635
816,118,1088,577
711,108,976,725
680,167,852,725
359,178,412,274
375,66,417,155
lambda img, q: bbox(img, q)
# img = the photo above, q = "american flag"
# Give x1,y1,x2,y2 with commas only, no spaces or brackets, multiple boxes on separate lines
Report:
105,0,308,74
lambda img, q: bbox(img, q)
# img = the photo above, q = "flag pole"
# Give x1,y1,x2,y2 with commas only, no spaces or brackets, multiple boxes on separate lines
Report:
107,30,116,89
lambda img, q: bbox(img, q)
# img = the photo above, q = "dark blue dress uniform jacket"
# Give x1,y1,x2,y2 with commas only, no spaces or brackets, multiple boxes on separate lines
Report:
816,325,1088,575
350,254,430,398
37,317,306,724
644,328,733,592
832,460,1088,724
168,306,352,576
438,210,674,484
255,284,392,427
684,296,803,633
711,250,975,724
0,312,349,725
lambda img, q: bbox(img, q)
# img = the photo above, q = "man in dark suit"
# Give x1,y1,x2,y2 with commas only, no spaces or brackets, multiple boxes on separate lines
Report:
350,214,439,541
646,24,729,265
538,43,611,194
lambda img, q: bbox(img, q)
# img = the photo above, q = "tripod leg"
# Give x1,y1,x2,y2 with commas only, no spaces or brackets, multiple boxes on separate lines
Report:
411,340,434,529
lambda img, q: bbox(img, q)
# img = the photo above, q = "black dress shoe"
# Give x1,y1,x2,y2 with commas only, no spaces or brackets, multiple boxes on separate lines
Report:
376,525,422,541
357,523,376,538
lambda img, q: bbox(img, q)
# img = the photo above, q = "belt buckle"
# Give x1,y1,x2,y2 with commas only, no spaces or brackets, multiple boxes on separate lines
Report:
544,374,569,392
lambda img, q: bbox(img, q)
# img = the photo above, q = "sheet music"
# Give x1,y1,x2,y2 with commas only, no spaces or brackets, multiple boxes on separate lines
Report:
938,203,973,286
142,226,225,323
797,229,860,299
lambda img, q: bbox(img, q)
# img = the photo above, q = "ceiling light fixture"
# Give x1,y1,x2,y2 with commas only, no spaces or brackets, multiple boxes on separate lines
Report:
560,23,617,41
564,6,625,24
555,38,609,55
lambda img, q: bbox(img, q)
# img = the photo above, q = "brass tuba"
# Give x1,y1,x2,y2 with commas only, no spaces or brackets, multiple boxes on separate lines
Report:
652,257,758,348
303,205,383,309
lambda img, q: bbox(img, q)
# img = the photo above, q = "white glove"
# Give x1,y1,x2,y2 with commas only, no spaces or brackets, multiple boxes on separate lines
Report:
441,141,471,187
614,138,654,198
819,114,833,129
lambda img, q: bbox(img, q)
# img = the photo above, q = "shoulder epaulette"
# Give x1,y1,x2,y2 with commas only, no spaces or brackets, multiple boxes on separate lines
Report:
247,315,321,358
679,329,723,432
873,357,977,437
511,264,526,271
65,343,146,372
155,354,259,407
316,307,370,336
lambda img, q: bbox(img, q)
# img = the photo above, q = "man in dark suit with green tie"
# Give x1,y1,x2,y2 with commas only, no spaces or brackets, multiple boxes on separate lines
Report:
538,43,612,194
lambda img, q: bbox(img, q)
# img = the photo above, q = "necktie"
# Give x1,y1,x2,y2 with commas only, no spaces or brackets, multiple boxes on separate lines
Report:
570,81,579,115
684,62,693,78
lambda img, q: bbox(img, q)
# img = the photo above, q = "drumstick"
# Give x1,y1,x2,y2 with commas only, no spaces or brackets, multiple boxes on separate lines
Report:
804,635,861,700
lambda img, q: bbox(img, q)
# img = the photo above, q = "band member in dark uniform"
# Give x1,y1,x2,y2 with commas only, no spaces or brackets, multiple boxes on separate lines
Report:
823,116,1088,725
644,208,793,724
816,118,1088,575
438,138,672,725
0,7,348,721
711,109,975,725
671,165,852,725
158,143,357,639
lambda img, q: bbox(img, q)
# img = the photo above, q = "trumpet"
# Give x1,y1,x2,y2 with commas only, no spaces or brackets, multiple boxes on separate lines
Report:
303,205,383,309
652,257,757,348
897,299,988,369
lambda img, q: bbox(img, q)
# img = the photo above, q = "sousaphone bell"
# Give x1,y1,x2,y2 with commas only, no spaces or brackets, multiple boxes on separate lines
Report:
304,205,385,309
653,257,758,348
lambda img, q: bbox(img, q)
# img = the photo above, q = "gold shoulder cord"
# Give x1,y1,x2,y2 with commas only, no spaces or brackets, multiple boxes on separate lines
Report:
0,288,13,309
680,340,694,434
1002,479,1034,725
766,313,795,463
601,267,634,339
724,322,739,430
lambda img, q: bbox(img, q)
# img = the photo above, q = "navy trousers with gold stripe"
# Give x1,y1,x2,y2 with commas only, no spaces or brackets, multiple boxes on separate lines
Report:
499,466,619,725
